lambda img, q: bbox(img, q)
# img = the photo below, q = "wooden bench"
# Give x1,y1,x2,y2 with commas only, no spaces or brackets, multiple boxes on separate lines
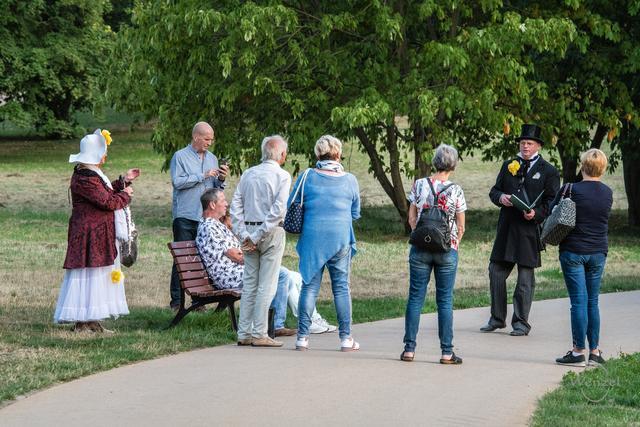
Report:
167,241,242,330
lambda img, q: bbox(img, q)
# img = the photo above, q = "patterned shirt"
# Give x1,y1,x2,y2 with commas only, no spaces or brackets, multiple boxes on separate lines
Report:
196,217,243,289
409,178,467,250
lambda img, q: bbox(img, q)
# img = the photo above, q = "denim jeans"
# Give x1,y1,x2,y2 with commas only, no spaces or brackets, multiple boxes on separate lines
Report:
404,246,458,355
298,246,352,339
271,267,291,330
170,217,199,307
559,251,607,350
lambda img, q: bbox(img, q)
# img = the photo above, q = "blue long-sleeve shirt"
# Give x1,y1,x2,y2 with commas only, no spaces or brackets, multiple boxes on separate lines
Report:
170,144,225,221
288,169,360,283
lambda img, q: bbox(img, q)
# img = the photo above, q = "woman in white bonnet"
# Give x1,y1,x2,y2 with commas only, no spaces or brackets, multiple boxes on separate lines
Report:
54,129,140,333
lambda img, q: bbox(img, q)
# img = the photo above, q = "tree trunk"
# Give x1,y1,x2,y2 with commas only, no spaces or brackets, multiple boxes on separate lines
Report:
621,126,640,226
413,124,430,178
354,127,410,232
556,139,579,183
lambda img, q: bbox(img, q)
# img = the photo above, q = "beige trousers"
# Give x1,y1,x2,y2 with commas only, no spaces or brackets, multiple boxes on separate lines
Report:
237,226,286,339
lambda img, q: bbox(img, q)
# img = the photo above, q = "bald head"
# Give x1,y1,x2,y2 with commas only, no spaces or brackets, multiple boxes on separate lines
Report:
191,122,214,153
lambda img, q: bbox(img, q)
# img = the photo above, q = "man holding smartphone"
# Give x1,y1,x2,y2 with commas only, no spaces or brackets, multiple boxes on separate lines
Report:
168,121,229,311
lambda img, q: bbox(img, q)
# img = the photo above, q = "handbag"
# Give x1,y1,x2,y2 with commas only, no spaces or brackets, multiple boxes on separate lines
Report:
541,184,576,246
283,169,311,234
119,206,139,267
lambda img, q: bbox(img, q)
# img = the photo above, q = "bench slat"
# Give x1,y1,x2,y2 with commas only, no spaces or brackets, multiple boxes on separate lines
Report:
176,262,206,272
168,241,197,249
174,255,202,264
179,270,208,281
182,278,212,289
171,247,199,256
191,288,242,298
186,285,216,296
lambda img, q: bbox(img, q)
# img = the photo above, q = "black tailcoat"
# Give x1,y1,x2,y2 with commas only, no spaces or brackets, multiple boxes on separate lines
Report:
489,156,560,268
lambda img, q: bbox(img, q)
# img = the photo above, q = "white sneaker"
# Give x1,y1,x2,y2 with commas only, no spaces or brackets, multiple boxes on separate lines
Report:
340,336,360,352
309,318,337,334
295,336,309,351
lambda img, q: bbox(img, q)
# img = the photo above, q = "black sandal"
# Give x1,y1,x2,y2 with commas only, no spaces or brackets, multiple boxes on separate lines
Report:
440,352,462,365
400,351,414,362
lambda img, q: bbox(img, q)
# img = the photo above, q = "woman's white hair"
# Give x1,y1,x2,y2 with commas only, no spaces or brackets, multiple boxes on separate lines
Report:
261,134,288,162
314,135,342,160
432,144,459,172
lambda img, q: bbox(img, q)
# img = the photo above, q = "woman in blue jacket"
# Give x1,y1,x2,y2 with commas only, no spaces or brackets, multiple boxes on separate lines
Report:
290,135,361,352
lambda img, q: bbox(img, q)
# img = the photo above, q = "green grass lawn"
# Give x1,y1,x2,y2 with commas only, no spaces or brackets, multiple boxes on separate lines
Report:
0,123,639,418
531,353,640,426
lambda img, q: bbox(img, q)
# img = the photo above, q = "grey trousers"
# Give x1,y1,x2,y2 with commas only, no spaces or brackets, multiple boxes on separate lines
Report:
237,226,286,340
488,261,535,333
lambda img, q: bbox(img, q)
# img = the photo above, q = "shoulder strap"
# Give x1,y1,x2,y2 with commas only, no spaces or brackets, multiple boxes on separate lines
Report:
289,169,311,207
427,178,454,198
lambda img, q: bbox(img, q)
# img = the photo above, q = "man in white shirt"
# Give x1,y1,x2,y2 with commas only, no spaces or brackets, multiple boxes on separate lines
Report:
230,135,291,347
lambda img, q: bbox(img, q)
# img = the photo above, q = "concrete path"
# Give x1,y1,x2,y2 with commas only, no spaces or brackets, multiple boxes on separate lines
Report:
2,291,639,427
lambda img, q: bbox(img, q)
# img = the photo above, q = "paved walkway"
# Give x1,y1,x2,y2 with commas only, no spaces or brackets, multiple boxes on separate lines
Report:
2,291,639,426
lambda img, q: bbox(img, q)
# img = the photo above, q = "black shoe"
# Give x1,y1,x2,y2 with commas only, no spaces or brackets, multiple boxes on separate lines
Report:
480,323,504,332
556,351,586,367
440,352,463,365
509,329,528,336
588,351,606,366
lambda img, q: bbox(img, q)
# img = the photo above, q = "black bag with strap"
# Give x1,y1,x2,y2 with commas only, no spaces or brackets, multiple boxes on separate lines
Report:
409,180,454,252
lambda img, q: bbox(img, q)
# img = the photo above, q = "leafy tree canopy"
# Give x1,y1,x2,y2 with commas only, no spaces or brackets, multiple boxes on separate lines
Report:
110,0,578,223
0,0,113,138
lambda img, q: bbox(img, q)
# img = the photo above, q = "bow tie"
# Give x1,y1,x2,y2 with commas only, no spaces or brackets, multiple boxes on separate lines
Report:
520,155,539,175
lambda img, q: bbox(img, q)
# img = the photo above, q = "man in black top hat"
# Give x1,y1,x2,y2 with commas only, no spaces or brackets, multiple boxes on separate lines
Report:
480,124,560,336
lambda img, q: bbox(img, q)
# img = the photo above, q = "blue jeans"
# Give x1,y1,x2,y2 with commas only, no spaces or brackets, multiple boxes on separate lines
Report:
559,251,607,350
271,267,291,330
404,246,458,355
298,246,352,339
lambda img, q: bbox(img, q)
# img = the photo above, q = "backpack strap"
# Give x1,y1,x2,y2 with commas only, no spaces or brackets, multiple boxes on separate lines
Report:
426,178,454,199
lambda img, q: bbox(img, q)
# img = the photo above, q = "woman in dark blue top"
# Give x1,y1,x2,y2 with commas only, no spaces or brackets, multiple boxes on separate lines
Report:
553,149,613,367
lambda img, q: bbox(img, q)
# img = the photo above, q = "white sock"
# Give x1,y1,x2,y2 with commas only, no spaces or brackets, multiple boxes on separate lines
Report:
572,351,583,357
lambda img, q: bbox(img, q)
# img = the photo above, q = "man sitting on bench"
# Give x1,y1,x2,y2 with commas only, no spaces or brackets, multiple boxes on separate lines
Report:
195,188,335,338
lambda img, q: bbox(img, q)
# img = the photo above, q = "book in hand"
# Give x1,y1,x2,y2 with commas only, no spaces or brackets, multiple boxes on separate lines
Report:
510,190,544,213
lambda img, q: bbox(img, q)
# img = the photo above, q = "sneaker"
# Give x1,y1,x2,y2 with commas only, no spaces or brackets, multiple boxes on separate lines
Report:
251,336,283,347
555,351,586,367
309,318,336,334
588,351,606,366
340,337,360,352
317,318,337,333
295,336,309,351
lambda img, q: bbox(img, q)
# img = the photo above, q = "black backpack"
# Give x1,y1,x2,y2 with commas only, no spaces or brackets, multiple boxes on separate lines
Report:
409,180,454,252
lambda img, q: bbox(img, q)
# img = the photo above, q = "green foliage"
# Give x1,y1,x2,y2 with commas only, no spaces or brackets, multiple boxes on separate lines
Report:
0,0,113,138
109,1,577,221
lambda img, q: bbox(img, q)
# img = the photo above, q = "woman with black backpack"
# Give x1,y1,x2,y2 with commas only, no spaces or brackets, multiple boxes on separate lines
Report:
401,144,467,364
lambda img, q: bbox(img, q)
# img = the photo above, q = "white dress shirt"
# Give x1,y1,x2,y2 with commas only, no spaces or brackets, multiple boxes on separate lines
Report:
230,160,291,244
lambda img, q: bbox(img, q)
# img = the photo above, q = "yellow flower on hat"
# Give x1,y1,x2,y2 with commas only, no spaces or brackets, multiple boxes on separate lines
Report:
111,269,124,284
101,129,112,146
508,160,520,176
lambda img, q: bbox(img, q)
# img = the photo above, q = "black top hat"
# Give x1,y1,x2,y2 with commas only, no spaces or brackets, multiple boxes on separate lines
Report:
515,124,545,146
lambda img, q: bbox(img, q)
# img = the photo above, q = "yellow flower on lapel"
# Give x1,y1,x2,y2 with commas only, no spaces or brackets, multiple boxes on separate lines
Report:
101,129,112,146
111,270,124,284
508,160,520,176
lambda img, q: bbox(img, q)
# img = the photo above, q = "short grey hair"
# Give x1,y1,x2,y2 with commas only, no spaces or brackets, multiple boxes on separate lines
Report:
314,135,342,160
200,188,223,212
432,144,459,172
261,134,287,162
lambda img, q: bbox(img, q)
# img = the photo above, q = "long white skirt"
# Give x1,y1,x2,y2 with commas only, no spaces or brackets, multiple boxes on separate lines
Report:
53,254,129,323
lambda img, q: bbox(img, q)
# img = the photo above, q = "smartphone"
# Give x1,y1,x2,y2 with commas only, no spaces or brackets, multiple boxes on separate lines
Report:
219,157,228,166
